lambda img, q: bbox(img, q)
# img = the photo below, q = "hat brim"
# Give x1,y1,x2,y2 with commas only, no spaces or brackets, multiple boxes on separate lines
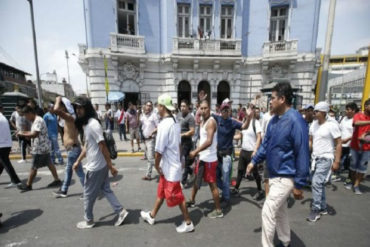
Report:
165,105,175,111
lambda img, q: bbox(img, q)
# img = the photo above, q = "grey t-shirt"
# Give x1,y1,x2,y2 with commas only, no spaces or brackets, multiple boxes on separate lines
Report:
10,111,31,131
84,118,106,172
177,112,195,143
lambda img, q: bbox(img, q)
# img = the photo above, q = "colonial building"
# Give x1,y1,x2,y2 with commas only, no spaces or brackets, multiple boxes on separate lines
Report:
38,71,76,99
78,0,321,109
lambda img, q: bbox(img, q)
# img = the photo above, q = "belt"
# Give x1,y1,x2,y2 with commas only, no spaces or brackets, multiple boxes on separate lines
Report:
66,144,79,151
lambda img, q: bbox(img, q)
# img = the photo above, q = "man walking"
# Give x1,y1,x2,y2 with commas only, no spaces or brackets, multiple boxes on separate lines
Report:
346,99,370,194
104,103,114,135
10,104,31,163
140,94,194,233
115,104,128,141
72,97,128,229
43,103,64,165
178,100,195,186
186,100,222,218
52,96,85,198
247,82,310,247
140,101,159,181
17,106,62,191
126,103,141,152
307,101,341,222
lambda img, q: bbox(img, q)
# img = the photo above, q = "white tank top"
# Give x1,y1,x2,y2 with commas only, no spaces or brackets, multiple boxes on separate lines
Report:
199,117,218,162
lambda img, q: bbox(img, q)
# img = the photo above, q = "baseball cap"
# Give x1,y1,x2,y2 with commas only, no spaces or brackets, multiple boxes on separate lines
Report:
220,103,230,111
303,104,314,110
222,98,233,104
72,96,90,107
314,101,330,113
158,94,175,111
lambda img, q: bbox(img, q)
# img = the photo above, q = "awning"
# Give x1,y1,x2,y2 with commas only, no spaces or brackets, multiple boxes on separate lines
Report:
107,91,125,102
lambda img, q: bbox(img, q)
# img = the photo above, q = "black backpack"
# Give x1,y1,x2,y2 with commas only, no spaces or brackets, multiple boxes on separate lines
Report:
103,131,117,160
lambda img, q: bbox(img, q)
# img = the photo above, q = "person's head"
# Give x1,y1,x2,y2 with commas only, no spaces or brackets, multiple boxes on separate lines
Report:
220,103,230,119
215,103,220,112
328,109,336,118
157,94,175,118
270,82,293,115
304,104,314,123
363,99,370,115
22,105,36,122
180,99,190,115
47,103,54,113
222,98,233,107
238,104,242,111
345,102,358,118
199,100,210,119
28,98,37,109
254,107,260,120
313,101,329,123
94,104,99,111
73,97,98,132
105,103,111,110
145,100,153,114
128,102,134,110
198,90,206,101
15,104,22,113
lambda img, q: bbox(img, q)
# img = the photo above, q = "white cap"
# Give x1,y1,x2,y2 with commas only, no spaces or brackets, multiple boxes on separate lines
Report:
314,101,330,113
222,98,233,104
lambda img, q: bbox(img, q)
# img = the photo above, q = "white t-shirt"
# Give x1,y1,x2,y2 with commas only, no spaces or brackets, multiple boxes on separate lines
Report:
340,116,353,148
115,109,126,125
84,118,106,172
31,116,50,154
0,113,12,148
140,111,159,139
241,119,262,151
261,111,273,139
155,117,182,182
309,119,341,160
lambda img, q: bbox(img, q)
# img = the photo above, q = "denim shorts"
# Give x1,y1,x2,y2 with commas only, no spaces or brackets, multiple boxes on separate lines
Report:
350,149,370,173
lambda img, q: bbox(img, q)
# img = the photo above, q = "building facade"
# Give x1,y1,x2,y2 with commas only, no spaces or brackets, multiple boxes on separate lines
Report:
38,72,76,99
79,0,321,109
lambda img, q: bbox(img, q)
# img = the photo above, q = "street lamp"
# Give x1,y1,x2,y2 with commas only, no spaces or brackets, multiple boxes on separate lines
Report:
65,50,71,84
27,0,43,107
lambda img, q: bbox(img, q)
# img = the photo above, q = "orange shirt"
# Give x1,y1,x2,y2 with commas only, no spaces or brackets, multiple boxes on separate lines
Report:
350,112,370,151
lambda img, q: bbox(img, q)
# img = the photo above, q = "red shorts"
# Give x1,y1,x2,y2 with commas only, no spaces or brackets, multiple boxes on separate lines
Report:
157,176,185,207
195,160,218,183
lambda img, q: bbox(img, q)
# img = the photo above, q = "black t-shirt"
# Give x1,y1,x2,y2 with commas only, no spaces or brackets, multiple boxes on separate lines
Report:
177,112,195,143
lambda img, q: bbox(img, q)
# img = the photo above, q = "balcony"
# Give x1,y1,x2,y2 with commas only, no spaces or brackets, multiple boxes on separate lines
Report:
173,37,241,56
262,40,298,58
110,33,145,54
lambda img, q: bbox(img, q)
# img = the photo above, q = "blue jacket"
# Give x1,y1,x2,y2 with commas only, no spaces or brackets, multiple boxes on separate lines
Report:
251,108,310,189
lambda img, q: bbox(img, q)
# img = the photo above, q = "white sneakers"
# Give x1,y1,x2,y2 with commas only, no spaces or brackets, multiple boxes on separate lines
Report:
77,209,129,229
140,211,155,225
140,210,194,233
114,209,129,226
17,159,26,164
76,221,95,229
176,221,195,233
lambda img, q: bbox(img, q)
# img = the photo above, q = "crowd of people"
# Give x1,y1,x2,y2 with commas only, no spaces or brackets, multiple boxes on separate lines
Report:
0,82,369,247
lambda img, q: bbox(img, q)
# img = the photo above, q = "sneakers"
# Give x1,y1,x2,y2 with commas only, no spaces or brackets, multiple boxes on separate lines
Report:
307,209,320,222
140,211,155,225
231,188,240,196
5,182,18,188
331,174,341,182
17,159,26,164
47,180,62,188
253,190,265,200
76,220,95,229
354,186,363,195
344,183,353,190
114,209,129,226
208,209,224,219
320,208,328,215
18,184,32,191
176,221,195,233
142,176,152,181
53,190,67,198
344,178,352,186
186,200,195,208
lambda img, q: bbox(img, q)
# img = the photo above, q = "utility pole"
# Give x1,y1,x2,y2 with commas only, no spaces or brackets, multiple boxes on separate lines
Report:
65,50,71,84
318,0,337,101
27,0,43,107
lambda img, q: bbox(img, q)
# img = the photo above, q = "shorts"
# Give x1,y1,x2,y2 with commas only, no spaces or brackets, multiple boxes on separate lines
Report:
195,160,217,183
32,153,52,169
129,127,139,140
157,176,184,207
350,149,369,174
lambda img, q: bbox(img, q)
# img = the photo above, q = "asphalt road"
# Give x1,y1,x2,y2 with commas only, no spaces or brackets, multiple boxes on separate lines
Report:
1,157,370,247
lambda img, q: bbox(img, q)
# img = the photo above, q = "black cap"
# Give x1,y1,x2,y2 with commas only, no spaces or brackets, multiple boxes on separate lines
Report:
72,96,90,106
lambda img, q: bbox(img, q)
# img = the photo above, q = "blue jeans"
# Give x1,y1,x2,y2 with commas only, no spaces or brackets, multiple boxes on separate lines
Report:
311,157,332,211
49,135,63,164
217,155,232,201
119,124,127,140
61,146,85,193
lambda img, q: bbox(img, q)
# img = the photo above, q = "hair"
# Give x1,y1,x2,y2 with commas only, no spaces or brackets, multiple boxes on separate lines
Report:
105,103,111,108
74,97,98,133
22,105,36,114
345,102,358,112
180,99,189,106
365,98,370,107
145,100,153,105
272,82,293,106
199,99,209,106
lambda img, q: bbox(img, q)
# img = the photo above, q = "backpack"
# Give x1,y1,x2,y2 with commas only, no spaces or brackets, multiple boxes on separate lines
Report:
103,131,117,160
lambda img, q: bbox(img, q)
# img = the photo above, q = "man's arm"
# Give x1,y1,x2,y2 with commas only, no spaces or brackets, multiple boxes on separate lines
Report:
240,108,254,130
332,137,342,171
181,127,195,138
354,120,370,126
73,144,86,170
98,141,118,176
154,152,163,176
252,132,262,157
9,115,17,130
18,131,39,139
341,136,352,144
190,119,216,158
309,135,313,152
53,96,75,123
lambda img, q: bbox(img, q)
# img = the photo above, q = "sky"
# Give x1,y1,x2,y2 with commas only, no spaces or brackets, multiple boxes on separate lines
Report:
0,0,369,95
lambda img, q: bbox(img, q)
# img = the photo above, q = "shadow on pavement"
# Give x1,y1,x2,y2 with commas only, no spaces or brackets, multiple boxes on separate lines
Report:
0,209,43,233
155,208,203,226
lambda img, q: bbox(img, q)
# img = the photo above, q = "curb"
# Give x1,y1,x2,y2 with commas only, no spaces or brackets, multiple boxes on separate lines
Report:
9,151,241,160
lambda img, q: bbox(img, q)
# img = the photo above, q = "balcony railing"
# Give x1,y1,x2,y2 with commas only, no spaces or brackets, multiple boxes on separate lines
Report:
263,40,298,58
173,37,241,56
110,33,145,54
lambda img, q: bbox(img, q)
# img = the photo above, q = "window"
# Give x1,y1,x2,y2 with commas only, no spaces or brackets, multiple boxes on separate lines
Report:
118,0,136,35
269,6,288,42
221,5,233,39
177,4,190,37
199,5,212,38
